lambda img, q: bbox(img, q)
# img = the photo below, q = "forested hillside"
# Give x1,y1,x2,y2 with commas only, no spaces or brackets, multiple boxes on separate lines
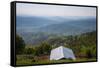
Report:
16,31,96,58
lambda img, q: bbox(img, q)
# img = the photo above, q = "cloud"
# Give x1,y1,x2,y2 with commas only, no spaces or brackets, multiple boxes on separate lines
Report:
16,3,96,17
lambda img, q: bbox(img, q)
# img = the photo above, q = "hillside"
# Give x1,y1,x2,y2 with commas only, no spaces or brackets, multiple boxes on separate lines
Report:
16,16,96,45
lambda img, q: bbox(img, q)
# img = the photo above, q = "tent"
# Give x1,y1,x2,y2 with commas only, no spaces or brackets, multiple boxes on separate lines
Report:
50,46,76,60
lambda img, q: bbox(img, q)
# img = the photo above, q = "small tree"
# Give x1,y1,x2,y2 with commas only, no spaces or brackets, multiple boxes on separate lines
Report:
34,42,52,56
16,35,25,54
41,42,52,55
25,48,35,55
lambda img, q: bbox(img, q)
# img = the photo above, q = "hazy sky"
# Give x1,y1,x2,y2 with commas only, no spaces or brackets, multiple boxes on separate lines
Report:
16,3,96,17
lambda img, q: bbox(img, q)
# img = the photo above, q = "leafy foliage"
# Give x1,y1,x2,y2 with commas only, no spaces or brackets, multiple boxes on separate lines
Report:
45,31,96,58
17,31,96,58
16,31,97,65
16,35,25,54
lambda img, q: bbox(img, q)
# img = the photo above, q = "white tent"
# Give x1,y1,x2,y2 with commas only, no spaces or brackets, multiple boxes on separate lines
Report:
50,46,76,60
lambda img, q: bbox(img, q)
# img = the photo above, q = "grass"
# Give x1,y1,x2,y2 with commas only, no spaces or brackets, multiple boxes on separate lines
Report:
16,55,96,66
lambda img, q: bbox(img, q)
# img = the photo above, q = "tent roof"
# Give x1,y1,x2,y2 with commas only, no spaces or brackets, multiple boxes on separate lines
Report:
50,46,76,60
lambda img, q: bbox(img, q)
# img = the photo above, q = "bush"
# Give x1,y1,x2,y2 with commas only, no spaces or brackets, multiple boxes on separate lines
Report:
25,48,35,55
80,45,96,58
33,42,52,56
16,35,25,54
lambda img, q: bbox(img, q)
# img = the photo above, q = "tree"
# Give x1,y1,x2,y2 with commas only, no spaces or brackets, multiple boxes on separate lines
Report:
41,42,52,55
16,35,25,54
34,45,43,56
25,48,35,55
34,42,52,56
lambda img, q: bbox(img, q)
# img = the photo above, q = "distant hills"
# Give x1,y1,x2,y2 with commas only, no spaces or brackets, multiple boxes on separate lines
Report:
37,18,96,35
16,16,96,45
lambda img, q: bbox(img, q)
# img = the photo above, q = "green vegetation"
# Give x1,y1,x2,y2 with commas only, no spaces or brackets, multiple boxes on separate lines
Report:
16,31,97,65
16,35,25,54
24,42,52,56
16,55,96,65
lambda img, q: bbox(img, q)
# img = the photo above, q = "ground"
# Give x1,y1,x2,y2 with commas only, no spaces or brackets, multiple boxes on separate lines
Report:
16,55,96,66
